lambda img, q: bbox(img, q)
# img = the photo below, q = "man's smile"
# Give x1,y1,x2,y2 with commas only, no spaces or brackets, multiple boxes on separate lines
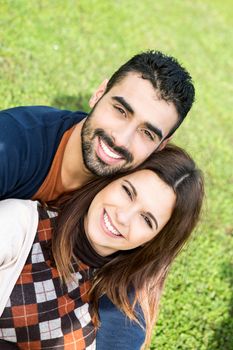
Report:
96,136,124,165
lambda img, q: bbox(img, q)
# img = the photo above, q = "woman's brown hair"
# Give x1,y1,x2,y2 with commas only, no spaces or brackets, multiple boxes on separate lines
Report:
50,144,204,349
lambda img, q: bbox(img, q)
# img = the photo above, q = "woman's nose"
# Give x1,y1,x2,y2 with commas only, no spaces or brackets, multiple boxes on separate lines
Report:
116,207,134,226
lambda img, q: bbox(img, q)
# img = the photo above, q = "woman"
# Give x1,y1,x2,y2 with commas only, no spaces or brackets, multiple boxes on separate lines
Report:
0,145,204,350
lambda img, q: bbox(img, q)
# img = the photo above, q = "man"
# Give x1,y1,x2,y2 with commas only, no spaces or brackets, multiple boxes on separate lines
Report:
0,50,195,349
0,50,194,201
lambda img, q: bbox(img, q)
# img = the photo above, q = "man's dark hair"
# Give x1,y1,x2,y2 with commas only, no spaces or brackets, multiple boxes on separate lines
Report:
105,50,195,138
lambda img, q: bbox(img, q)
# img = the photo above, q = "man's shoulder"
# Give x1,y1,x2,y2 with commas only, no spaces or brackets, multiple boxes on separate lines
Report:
0,106,88,199
1,105,87,129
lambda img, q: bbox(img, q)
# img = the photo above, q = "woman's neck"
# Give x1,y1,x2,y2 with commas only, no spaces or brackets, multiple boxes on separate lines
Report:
74,226,119,268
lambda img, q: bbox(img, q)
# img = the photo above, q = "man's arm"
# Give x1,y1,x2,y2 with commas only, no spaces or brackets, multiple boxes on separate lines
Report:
96,294,145,350
0,106,84,199
0,111,26,198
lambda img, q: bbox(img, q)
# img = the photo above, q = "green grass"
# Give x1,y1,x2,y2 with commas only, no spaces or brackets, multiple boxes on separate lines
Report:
0,0,232,348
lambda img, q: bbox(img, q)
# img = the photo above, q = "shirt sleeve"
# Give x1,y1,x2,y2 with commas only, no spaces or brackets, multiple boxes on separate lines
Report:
0,199,23,267
96,294,146,350
0,199,39,317
0,199,36,267
0,106,83,199
0,112,26,199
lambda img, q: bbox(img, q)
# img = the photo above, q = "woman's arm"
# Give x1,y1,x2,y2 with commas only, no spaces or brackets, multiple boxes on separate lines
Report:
96,294,145,350
0,199,38,316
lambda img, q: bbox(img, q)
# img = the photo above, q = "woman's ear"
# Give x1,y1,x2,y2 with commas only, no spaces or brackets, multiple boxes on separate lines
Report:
89,79,109,108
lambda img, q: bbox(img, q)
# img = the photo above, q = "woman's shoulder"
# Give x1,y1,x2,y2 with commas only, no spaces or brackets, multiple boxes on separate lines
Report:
0,199,39,316
0,199,39,266
0,198,38,213
0,199,38,235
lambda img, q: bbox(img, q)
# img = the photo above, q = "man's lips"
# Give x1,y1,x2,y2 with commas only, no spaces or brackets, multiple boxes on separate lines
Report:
96,136,124,165
100,209,124,238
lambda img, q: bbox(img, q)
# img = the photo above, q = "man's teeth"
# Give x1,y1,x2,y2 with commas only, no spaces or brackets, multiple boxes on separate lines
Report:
104,212,121,236
100,139,121,159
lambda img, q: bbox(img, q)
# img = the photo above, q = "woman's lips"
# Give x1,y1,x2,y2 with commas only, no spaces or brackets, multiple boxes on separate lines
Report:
100,209,124,238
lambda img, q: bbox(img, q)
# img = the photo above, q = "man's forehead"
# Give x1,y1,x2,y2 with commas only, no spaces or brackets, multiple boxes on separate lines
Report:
108,72,173,111
110,72,152,91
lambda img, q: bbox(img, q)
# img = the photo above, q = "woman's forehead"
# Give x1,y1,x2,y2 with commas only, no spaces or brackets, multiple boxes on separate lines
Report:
124,169,175,201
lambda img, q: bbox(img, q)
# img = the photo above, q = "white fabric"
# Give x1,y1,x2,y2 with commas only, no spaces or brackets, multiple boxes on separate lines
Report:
0,199,39,316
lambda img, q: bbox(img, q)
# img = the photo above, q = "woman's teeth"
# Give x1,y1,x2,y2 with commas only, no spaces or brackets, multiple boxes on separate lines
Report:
104,212,121,236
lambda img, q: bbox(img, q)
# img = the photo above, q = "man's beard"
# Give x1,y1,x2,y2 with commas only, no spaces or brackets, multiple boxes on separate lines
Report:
81,110,133,176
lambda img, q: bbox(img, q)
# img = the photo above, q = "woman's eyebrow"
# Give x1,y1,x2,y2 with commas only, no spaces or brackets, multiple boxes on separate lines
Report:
123,179,137,196
124,179,159,230
146,212,158,230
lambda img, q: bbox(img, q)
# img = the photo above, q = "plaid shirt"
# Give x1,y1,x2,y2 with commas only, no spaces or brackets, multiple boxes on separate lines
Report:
0,206,96,350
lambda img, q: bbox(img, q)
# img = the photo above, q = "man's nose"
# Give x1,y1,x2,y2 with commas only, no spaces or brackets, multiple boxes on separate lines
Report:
111,125,135,148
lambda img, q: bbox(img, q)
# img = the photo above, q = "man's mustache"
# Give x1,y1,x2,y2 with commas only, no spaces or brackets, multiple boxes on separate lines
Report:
93,129,133,163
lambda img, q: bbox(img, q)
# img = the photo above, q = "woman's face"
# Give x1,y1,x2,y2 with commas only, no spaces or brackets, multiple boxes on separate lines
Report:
84,170,176,256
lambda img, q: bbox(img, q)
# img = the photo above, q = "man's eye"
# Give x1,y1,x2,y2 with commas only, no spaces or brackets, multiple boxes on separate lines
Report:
142,214,153,229
115,106,126,117
143,129,154,141
122,185,132,200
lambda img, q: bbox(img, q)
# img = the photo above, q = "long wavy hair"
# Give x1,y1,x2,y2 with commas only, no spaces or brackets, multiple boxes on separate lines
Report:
50,144,204,349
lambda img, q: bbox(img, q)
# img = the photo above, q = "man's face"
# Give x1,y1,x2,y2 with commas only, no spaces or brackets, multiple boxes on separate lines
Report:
81,72,178,176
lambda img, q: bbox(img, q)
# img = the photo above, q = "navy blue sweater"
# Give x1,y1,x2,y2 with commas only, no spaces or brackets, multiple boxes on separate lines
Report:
0,106,86,199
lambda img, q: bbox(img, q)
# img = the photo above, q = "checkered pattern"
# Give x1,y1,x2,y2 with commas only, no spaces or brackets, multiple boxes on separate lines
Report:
0,206,96,349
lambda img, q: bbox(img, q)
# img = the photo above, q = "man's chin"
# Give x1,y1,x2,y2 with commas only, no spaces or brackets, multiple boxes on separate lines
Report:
84,157,132,177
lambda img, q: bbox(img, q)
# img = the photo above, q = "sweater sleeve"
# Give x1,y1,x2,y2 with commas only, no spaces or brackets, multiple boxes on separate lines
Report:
0,199,39,316
0,112,26,199
0,106,85,199
0,199,37,267
96,294,146,350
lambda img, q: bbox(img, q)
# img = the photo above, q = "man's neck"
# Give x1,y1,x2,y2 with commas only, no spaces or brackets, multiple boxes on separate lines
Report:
61,119,95,191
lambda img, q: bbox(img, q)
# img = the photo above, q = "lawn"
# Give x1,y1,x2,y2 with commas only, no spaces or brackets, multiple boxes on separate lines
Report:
0,0,232,349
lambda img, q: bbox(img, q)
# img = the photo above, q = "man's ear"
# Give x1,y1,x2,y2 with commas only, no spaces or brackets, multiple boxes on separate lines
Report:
89,79,109,108
157,136,173,151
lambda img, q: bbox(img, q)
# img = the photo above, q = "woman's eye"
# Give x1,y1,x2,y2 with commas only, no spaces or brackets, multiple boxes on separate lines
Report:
122,185,132,200
142,214,153,229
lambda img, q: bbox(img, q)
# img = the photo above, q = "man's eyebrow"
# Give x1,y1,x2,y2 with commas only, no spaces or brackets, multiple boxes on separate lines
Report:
124,179,159,230
144,122,163,140
112,96,134,114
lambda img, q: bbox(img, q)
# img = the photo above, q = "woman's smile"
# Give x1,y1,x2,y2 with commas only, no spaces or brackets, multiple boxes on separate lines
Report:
101,209,124,238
